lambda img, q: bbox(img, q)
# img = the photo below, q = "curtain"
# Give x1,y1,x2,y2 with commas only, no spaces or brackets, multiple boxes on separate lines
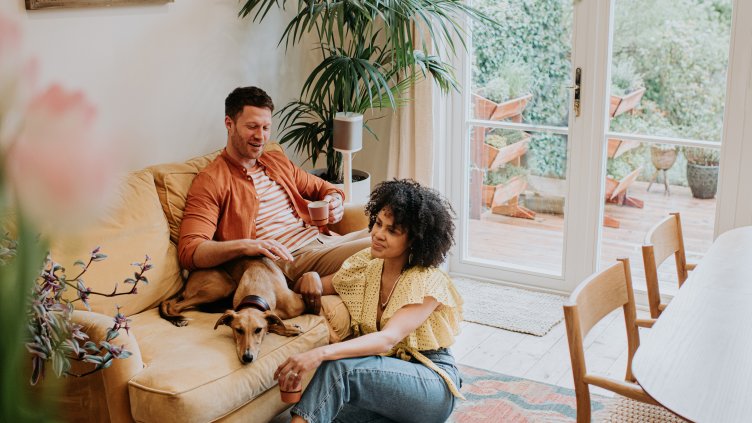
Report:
386,26,435,187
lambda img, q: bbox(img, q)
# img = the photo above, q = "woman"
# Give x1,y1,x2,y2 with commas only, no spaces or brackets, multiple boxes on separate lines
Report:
275,179,464,423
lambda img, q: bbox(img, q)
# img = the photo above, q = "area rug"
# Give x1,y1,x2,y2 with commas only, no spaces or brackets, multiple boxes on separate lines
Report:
449,364,605,422
453,277,566,336
450,365,688,423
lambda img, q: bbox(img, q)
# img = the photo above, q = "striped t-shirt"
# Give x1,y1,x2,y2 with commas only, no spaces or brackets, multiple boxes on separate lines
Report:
249,164,319,252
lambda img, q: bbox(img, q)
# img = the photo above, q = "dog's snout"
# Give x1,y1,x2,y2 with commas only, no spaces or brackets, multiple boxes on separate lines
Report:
242,351,254,363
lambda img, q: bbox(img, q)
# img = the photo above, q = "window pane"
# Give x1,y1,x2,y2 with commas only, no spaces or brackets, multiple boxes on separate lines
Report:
603,0,731,295
609,0,732,142
467,126,567,274
471,0,572,127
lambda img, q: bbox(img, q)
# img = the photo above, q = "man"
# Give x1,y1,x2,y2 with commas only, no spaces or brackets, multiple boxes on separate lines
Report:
178,87,370,311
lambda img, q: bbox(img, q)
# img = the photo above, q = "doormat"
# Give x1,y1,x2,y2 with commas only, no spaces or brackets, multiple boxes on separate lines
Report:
453,277,566,336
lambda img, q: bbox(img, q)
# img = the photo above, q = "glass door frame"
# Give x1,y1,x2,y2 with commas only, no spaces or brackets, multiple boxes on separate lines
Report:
444,0,751,296
445,0,614,293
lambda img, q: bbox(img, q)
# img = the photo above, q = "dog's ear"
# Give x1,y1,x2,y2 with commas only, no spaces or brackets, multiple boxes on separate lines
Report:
264,311,303,337
214,310,236,330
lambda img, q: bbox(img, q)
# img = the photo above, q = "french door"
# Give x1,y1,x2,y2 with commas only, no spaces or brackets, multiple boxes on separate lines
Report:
446,0,738,294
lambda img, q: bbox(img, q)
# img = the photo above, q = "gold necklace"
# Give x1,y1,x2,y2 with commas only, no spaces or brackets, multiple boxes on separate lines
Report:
380,274,401,309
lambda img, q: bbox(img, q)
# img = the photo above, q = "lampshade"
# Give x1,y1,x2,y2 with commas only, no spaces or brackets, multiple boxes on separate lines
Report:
333,112,363,152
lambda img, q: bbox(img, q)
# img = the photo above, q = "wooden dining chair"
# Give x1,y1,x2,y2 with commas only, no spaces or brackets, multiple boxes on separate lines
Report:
563,258,662,423
642,212,696,319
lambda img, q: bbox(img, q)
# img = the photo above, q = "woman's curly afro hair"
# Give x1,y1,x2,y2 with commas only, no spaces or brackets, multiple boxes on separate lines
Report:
365,179,456,269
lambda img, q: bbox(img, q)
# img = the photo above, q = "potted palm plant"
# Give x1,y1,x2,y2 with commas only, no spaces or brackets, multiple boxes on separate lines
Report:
684,146,720,199
239,1,494,184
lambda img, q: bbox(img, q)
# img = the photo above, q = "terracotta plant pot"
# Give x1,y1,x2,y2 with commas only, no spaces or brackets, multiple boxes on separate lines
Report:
482,135,531,170
473,93,533,122
609,87,646,118
482,175,528,208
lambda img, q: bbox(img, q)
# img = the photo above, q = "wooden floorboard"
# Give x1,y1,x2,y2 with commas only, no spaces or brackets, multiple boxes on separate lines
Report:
456,308,653,397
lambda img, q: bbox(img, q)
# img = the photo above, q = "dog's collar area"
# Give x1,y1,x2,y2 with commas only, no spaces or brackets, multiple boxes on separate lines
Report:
235,295,271,313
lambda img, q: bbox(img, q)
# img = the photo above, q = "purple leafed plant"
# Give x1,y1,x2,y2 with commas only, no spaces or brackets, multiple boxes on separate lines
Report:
25,247,152,385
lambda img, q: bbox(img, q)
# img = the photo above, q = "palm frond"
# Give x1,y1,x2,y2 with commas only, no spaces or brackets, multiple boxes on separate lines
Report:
238,0,499,177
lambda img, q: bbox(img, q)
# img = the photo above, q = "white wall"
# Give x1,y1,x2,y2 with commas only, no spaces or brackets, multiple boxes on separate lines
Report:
6,0,304,169
8,0,391,182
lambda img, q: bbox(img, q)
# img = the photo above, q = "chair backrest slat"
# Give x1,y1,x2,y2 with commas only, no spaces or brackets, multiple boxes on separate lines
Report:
646,214,682,265
568,261,629,338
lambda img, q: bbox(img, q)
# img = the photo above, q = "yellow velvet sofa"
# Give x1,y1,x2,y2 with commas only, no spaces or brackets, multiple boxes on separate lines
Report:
51,144,363,423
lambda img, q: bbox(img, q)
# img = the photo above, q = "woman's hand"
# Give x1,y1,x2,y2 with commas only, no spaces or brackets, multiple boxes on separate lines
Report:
274,348,326,390
294,272,322,313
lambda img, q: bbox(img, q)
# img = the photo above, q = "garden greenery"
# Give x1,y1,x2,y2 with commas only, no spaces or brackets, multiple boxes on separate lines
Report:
472,0,731,182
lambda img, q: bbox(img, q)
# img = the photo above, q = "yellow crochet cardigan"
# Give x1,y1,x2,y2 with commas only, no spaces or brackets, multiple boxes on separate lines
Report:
332,248,465,398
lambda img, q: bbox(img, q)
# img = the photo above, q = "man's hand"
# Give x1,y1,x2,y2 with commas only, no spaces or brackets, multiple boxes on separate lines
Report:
243,239,294,262
324,193,344,224
294,271,322,314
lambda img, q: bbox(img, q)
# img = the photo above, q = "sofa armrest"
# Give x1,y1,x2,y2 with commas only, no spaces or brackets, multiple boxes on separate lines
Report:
72,310,144,423
328,203,368,235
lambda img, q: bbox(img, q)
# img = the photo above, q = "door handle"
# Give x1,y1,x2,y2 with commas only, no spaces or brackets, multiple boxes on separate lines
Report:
573,67,581,117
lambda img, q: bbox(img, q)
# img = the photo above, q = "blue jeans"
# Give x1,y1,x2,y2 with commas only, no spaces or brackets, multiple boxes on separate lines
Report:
290,348,461,423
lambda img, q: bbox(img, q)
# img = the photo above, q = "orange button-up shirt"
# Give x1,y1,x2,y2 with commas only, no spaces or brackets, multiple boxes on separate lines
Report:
177,148,344,270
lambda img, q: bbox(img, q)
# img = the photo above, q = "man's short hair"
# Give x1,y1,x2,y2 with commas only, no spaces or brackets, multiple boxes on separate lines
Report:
225,87,275,121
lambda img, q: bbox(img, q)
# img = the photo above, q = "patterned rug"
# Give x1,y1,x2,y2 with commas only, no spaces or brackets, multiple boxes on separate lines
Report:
450,365,688,423
449,365,605,422
453,278,566,336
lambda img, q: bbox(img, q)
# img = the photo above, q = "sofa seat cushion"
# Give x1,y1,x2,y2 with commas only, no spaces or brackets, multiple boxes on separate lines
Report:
127,308,328,423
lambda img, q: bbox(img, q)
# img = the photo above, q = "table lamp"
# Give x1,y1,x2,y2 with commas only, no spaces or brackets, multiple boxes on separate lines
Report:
333,112,363,203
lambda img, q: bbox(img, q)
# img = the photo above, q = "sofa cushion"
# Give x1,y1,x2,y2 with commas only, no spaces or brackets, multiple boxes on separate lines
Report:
128,308,329,423
50,170,183,316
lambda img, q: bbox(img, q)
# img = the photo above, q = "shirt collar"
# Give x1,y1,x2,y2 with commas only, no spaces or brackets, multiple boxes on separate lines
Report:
221,148,265,175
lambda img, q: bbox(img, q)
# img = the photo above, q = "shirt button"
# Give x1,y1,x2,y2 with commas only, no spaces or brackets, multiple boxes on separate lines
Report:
247,176,251,180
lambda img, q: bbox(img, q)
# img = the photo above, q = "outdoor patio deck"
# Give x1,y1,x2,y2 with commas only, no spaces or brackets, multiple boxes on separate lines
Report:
468,180,716,295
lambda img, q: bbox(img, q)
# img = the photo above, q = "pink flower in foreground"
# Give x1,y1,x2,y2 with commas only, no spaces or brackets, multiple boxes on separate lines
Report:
5,85,121,230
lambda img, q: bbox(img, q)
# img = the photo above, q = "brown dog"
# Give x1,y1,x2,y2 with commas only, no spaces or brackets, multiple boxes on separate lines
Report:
160,257,307,363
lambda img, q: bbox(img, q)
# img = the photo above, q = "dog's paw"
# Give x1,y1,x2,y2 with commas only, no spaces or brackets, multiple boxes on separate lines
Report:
171,319,189,327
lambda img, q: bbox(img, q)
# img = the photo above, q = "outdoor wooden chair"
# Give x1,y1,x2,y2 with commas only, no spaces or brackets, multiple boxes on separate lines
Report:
564,258,661,423
641,212,697,319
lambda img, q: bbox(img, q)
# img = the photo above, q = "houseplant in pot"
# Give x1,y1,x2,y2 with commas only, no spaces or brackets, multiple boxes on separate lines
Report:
473,61,533,122
239,0,495,190
683,146,720,199
609,59,646,118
